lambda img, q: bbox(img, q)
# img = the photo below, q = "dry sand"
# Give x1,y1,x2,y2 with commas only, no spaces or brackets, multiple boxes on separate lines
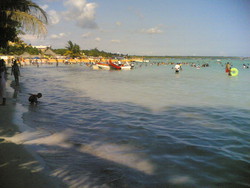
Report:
0,80,66,188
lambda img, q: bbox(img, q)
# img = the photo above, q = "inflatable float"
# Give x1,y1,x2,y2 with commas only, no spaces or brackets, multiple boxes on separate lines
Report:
230,68,238,76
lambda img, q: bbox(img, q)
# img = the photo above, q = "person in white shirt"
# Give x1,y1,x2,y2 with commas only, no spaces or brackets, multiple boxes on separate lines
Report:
174,63,181,73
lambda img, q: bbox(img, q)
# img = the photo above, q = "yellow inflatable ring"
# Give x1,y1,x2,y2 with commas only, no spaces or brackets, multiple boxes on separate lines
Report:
230,68,238,76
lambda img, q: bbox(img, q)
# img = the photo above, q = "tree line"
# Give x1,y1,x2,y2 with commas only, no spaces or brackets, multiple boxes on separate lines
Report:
0,40,126,58
53,41,124,58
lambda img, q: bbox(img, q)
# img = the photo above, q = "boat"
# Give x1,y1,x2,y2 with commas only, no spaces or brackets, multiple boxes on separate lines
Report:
109,60,121,70
91,62,110,70
109,60,132,70
121,62,132,70
92,64,99,70
97,62,110,70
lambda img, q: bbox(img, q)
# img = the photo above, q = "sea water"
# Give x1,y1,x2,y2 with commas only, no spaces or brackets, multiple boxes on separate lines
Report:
12,58,250,187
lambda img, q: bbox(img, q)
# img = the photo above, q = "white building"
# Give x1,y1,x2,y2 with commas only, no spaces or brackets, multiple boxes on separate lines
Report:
32,45,51,52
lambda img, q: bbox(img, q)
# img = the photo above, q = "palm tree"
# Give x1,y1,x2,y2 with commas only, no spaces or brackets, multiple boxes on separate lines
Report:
0,0,48,49
66,41,74,52
65,41,81,57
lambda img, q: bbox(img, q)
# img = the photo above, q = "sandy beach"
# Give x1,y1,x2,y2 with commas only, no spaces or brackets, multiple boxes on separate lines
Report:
0,78,66,188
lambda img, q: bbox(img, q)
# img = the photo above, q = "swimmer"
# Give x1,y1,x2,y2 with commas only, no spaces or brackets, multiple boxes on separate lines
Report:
28,93,42,104
174,63,181,73
243,64,249,69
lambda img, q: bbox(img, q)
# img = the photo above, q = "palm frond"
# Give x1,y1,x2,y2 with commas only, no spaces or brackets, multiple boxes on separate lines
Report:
25,1,48,24
7,10,47,36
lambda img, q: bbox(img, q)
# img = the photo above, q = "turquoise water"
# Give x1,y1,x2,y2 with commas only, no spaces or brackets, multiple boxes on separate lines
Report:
13,59,250,187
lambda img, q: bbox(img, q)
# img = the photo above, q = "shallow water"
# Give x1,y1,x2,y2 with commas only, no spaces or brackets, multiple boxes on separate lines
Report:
12,59,250,187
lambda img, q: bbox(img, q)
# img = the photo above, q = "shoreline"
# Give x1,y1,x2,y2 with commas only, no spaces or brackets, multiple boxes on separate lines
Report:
0,78,66,188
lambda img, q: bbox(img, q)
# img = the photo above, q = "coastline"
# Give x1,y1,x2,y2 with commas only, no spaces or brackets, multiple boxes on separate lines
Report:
0,78,66,188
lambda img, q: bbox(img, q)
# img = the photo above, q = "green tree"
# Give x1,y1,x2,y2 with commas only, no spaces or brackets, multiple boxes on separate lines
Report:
65,41,81,57
0,41,41,55
25,46,40,55
0,0,48,49
53,48,67,56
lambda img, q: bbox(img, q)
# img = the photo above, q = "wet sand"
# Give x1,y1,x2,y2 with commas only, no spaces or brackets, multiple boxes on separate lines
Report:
0,80,66,188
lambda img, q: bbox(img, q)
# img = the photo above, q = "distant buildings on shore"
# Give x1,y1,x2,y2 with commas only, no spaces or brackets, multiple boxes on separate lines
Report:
32,45,51,52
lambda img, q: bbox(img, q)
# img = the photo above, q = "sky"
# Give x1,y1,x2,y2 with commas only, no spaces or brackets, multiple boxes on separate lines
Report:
21,0,250,56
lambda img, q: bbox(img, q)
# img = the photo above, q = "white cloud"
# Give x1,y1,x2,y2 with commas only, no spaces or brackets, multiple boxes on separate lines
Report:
111,39,121,43
95,37,101,42
63,0,98,29
48,10,60,25
141,27,163,34
81,32,92,38
50,32,67,39
39,4,60,25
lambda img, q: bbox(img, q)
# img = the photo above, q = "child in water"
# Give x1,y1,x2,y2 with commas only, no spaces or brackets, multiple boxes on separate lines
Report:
29,93,42,104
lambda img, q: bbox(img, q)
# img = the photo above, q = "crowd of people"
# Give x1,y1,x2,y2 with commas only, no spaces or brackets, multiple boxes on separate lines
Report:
0,57,249,105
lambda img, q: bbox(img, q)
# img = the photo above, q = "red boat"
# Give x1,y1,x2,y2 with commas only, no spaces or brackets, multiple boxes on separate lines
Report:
109,60,121,70
97,62,110,70
108,60,133,70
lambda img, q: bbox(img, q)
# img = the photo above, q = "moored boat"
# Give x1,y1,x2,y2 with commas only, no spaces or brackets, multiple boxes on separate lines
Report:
121,62,132,70
109,60,121,70
109,60,132,70
97,62,110,70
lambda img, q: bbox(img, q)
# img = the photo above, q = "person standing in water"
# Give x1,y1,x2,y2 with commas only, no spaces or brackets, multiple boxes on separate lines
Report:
56,58,59,67
0,59,7,105
174,63,181,73
11,60,21,85
225,62,231,76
